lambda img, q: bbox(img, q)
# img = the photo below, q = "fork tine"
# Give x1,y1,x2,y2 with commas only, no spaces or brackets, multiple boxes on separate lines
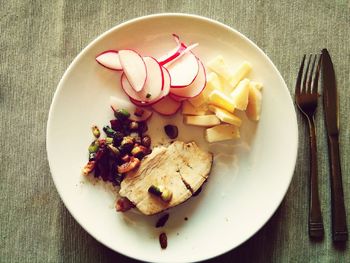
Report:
311,54,322,94
302,54,312,93
307,55,317,93
295,54,306,96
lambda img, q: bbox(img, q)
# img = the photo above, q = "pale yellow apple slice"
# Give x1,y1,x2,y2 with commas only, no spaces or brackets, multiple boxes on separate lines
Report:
228,61,252,90
246,83,262,121
207,55,231,81
183,115,220,127
208,105,242,127
230,78,250,111
205,124,240,143
188,72,223,107
182,101,209,115
208,90,235,113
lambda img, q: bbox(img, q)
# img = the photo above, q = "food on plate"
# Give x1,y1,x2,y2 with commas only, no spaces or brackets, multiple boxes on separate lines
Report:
208,90,236,113
208,105,242,127
183,115,221,127
82,105,152,185
156,213,170,228
159,232,167,249
205,124,240,143
119,141,213,215
182,101,209,115
164,125,178,139
179,55,262,142
246,82,263,121
230,78,250,110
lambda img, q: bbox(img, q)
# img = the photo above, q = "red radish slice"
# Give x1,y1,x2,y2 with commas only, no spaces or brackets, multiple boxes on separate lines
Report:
129,66,170,107
170,59,207,98
96,50,122,71
119,50,147,92
160,67,171,97
152,96,182,116
166,52,199,87
121,57,164,104
110,96,153,121
139,57,164,98
169,93,187,102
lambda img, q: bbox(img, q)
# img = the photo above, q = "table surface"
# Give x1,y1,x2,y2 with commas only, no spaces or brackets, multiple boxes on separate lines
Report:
1,0,349,262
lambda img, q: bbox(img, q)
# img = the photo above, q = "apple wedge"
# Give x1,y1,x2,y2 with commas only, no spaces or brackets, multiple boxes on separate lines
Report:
182,101,209,116
207,55,231,81
230,78,250,111
188,71,222,107
208,90,235,113
228,61,252,90
246,83,262,121
208,105,242,127
205,124,240,143
183,115,220,127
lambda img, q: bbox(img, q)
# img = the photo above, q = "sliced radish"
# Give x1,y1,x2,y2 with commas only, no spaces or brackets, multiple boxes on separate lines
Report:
160,67,171,97
110,96,153,121
119,50,147,92
96,50,122,71
170,59,207,98
121,57,164,104
152,96,182,116
166,52,199,87
169,93,188,102
129,66,170,107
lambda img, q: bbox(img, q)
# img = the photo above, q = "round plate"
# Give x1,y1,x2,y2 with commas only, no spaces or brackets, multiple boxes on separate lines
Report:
47,14,298,263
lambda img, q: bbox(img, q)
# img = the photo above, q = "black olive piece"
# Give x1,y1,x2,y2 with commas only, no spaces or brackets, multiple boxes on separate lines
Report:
164,125,178,139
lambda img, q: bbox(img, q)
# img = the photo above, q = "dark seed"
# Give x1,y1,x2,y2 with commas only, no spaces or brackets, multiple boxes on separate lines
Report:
164,125,178,139
156,213,170,228
138,121,148,134
141,135,151,147
113,131,124,146
159,233,167,249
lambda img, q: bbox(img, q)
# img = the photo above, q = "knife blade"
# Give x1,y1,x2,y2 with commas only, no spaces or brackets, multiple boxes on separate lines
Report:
322,48,348,242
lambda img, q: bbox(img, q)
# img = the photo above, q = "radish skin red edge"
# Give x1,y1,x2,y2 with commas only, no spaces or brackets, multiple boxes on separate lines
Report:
169,59,207,98
121,56,164,104
128,66,171,107
95,50,123,71
166,52,199,88
119,49,147,92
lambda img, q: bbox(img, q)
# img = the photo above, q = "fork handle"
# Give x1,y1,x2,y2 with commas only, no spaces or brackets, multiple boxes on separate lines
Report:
328,135,348,242
307,117,324,238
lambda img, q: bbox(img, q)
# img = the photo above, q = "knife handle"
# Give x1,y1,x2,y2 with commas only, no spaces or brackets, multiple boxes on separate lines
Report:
328,135,348,242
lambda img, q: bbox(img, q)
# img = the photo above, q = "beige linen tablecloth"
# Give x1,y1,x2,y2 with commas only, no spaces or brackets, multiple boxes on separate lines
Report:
1,0,349,262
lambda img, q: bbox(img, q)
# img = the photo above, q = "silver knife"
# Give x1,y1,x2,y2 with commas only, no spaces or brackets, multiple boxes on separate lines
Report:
322,48,348,242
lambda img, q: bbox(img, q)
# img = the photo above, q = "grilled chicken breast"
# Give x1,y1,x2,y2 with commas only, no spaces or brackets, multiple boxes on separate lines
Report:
119,141,213,215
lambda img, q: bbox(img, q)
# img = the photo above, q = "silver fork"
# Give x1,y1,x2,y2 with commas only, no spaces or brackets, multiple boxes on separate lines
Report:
295,54,324,238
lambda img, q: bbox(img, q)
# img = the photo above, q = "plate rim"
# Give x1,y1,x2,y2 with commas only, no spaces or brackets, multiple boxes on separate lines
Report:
46,12,298,263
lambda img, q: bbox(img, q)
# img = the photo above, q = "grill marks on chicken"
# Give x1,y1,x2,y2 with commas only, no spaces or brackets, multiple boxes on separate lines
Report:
119,141,213,215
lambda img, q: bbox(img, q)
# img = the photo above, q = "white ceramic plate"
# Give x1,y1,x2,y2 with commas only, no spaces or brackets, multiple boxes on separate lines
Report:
47,14,298,263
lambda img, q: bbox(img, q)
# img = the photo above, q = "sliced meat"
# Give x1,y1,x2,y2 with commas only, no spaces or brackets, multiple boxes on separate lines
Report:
119,141,213,215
